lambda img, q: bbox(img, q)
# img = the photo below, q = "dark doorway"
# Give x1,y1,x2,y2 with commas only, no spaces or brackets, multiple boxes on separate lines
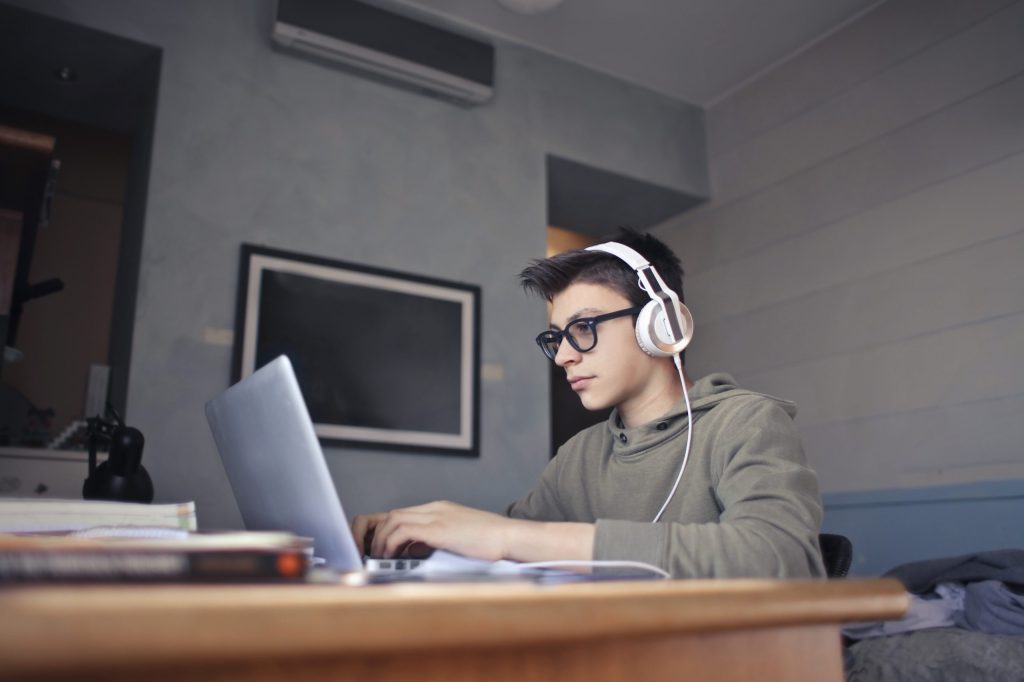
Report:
0,4,161,448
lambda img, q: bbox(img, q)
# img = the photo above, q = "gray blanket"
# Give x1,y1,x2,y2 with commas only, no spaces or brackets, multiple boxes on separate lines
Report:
845,550,1024,680
846,628,1024,682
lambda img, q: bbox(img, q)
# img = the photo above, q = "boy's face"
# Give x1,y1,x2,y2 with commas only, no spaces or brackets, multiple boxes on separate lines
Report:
548,282,662,413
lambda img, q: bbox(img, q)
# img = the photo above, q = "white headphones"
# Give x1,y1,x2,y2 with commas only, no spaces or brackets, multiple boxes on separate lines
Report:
585,241,694,358
585,240,695,523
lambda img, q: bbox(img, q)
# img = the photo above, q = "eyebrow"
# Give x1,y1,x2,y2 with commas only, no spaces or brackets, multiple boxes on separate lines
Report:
549,307,605,331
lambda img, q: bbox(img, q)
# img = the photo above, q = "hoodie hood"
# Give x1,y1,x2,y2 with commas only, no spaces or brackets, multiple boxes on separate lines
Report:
685,373,797,417
605,373,797,457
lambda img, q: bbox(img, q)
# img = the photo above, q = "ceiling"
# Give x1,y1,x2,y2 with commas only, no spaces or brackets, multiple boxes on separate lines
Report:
372,0,884,106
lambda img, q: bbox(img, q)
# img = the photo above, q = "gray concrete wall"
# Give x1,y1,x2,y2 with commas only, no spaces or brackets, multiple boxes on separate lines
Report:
14,0,706,527
657,0,1024,495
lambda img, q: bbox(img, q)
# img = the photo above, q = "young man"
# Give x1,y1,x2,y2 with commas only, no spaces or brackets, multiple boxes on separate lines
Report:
352,229,825,578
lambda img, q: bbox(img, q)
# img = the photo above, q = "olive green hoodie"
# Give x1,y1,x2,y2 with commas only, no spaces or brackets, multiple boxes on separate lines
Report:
508,373,825,578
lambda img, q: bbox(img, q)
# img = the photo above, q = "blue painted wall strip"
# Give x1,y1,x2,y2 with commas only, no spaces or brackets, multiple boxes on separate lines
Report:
821,479,1024,576
824,479,1024,507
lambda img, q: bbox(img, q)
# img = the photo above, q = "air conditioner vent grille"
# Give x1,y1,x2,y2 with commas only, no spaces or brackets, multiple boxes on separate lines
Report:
276,0,493,90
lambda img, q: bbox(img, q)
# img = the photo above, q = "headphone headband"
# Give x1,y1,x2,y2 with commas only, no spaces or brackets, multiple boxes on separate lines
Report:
586,242,651,271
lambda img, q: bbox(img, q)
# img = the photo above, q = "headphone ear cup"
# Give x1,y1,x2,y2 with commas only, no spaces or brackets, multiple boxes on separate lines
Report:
635,301,694,357
635,301,672,357
674,303,695,352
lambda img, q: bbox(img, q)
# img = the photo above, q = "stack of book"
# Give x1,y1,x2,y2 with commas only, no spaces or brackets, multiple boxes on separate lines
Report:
0,498,312,583
0,498,198,534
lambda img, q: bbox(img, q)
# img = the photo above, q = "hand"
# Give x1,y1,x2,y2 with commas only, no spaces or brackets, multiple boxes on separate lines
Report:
350,511,388,556
353,501,517,561
350,511,436,559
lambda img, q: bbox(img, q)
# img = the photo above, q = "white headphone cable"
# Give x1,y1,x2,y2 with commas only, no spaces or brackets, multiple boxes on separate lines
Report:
652,353,692,523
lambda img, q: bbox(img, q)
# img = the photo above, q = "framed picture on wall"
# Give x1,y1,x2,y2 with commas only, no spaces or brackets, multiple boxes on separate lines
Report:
233,244,480,456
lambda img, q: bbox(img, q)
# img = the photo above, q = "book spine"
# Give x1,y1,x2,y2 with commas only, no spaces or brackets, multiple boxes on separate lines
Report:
0,550,308,583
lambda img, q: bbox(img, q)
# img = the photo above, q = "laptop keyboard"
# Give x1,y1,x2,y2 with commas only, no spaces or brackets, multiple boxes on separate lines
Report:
365,558,422,572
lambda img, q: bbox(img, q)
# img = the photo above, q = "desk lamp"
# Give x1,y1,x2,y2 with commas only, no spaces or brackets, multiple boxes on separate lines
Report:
83,406,154,503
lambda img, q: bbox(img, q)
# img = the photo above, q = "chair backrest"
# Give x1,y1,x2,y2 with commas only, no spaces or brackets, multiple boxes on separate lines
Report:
819,533,853,578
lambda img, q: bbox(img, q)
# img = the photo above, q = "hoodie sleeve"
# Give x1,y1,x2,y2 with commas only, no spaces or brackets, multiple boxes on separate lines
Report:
593,398,826,578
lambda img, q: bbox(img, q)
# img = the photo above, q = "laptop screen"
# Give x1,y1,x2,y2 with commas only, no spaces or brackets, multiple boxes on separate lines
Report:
205,355,364,571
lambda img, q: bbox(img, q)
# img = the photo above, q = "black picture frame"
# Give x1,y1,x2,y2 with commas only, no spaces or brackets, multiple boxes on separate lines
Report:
233,244,480,457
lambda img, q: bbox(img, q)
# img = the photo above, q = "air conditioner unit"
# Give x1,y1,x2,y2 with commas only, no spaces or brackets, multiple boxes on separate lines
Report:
273,0,494,105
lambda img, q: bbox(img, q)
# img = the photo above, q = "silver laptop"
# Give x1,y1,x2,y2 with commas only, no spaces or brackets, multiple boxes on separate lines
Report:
205,355,657,583
206,355,369,572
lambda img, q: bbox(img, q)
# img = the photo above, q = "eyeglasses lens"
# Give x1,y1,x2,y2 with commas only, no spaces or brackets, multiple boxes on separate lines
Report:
539,334,560,360
568,320,596,352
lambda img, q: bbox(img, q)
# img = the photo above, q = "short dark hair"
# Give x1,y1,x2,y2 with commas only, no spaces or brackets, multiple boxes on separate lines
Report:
518,227,684,308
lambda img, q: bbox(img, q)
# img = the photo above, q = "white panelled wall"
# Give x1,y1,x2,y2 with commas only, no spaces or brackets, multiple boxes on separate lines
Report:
657,0,1024,573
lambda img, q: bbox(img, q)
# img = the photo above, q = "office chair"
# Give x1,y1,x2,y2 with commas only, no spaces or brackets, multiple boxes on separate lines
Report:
819,533,853,578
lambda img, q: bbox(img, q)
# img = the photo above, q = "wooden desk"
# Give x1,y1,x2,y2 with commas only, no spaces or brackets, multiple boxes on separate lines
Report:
0,578,906,681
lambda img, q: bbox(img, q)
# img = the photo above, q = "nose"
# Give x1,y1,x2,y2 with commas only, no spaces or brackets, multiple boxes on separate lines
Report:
553,336,579,367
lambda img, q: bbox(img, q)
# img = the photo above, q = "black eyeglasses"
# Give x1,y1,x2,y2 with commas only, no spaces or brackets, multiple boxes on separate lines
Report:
535,306,643,361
